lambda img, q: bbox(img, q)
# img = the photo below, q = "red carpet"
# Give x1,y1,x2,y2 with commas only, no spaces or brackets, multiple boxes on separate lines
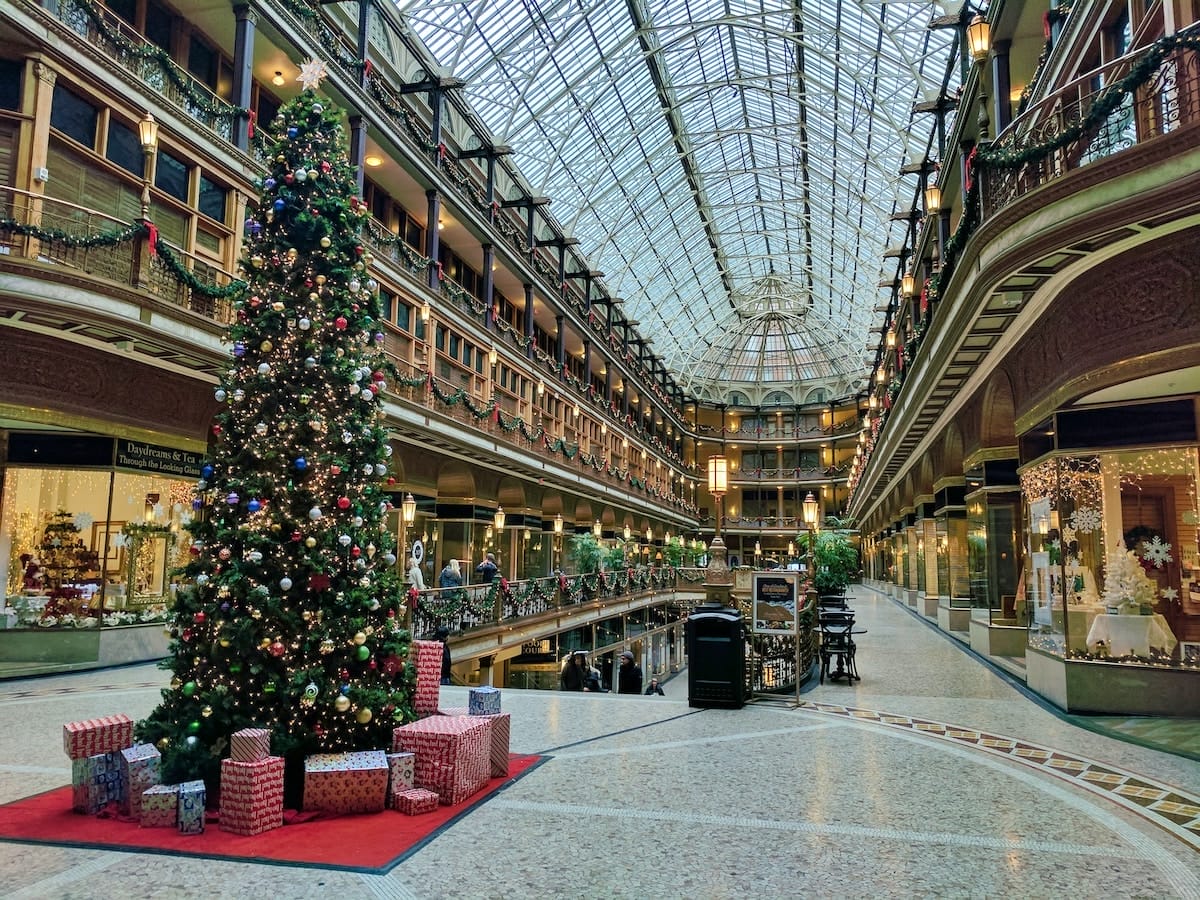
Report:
0,754,544,874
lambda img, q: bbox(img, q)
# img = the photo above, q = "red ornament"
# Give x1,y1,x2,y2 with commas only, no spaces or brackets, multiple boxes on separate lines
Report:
292,530,302,542
354,245,364,256
249,296,261,307
351,303,360,312
212,425,222,436
351,546,361,558
284,174,294,184
330,465,341,475
269,640,285,657
337,497,351,510
372,371,385,382
368,659,377,670
189,543,202,556
339,668,350,680
182,628,193,642
334,316,348,330
386,476,396,485
194,611,206,625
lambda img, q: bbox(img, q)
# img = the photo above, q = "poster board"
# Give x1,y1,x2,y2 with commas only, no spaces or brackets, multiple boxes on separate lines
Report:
752,571,799,635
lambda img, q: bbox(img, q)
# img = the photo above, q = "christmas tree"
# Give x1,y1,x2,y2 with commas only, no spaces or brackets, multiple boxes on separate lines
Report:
137,62,417,795
1100,540,1158,612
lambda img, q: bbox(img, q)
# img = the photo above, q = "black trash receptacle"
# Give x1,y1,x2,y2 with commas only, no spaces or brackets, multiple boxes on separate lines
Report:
686,604,746,709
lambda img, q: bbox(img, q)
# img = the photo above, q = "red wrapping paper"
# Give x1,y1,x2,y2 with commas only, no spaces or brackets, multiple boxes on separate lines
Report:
394,787,439,815
229,728,271,763
62,714,133,759
438,709,510,778
392,715,490,805
219,756,285,835
303,750,388,815
412,640,443,716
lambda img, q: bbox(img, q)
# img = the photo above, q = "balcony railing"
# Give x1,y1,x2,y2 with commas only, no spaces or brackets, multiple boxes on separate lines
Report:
982,38,1200,218
730,466,847,483
410,566,704,638
0,186,237,327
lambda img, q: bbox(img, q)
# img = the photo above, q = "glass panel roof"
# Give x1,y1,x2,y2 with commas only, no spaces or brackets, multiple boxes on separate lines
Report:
397,0,959,399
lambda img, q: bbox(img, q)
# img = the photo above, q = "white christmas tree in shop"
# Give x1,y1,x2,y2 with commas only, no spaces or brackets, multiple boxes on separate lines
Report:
1101,541,1158,613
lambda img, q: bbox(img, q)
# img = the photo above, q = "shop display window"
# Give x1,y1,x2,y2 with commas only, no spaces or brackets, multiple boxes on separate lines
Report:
2,466,191,629
1019,447,1199,667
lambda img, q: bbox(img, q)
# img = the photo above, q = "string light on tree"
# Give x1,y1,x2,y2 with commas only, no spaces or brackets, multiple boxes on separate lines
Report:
136,67,417,796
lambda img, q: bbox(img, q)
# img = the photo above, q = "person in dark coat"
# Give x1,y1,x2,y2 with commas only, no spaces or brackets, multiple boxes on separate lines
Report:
437,559,463,589
617,649,642,694
476,552,499,585
435,624,452,685
560,651,587,691
644,676,665,696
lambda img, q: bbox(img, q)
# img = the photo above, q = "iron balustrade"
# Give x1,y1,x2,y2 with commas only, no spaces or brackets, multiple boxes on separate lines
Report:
982,41,1200,219
409,567,699,639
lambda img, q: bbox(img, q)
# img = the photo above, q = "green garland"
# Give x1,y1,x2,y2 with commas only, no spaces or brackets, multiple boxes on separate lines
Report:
151,236,248,300
60,0,247,122
0,217,144,248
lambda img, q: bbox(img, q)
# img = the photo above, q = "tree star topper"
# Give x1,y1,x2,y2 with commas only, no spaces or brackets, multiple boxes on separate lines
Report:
297,59,328,91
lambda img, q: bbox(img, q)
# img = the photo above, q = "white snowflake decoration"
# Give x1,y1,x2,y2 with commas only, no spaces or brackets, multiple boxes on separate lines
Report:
73,512,94,532
1139,535,1173,569
1070,506,1102,533
1061,524,1077,545
1160,587,1179,602
296,59,327,91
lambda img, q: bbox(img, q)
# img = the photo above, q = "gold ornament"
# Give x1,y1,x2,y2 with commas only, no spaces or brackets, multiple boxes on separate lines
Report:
305,536,317,548
320,638,335,654
260,340,273,352
201,705,213,718
356,707,373,724
319,237,332,249
353,631,367,645
334,694,351,712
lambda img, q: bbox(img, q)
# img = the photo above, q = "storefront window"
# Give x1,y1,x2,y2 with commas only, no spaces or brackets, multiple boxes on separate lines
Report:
2,465,191,629
1019,447,1199,667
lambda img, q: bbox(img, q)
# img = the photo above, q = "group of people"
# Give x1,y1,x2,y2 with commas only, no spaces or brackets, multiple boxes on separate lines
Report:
405,554,500,592
559,649,664,695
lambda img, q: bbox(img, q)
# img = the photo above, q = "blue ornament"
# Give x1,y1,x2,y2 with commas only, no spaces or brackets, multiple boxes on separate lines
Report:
294,456,307,471
248,221,261,235
247,499,261,513
264,178,276,190
273,198,286,212
287,127,298,138
220,602,230,613
192,498,203,510
226,492,239,505
233,342,245,357
201,464,214,479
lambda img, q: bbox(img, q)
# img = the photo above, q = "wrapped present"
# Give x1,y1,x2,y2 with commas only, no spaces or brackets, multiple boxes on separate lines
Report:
229,727,271,763
303,750,388,815
177,780,206,834
392,715,490,806
62,714,134,759
412,639,443,716
437,710,510,778
468,686,501,716
394,787,439,815
118,743,161,818
219,756,284,836
140,784,179,828
386,751,415,797
71,751,125,814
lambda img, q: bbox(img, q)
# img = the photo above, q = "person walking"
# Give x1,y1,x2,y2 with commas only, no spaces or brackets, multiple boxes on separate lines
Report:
644,676,665,696
407,556,425,591
434,624,452,685
476,552,499,585
560,650,587,691
617,649,643,694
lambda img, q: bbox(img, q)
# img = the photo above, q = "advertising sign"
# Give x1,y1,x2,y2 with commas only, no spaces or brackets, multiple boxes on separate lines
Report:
752,571,799,635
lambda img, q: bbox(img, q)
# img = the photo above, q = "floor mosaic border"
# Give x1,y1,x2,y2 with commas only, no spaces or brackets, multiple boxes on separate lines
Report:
798,699,1200,852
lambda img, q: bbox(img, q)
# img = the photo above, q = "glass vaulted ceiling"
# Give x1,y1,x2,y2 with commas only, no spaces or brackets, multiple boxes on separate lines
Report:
397,0,959,403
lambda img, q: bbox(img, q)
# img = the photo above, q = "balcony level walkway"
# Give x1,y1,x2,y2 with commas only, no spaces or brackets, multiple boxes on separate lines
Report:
1,587,1198,897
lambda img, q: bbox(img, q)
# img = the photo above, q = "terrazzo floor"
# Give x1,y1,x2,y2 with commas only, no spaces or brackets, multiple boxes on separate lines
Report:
1,586,1197,898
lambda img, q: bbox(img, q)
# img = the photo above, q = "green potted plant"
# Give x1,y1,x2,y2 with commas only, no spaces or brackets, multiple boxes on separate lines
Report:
797,530,859,595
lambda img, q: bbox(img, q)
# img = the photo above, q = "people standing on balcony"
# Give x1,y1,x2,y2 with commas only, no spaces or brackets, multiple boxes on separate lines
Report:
407,556,425,591
476,552,499,584
438,558,463,590
617,650,643,694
